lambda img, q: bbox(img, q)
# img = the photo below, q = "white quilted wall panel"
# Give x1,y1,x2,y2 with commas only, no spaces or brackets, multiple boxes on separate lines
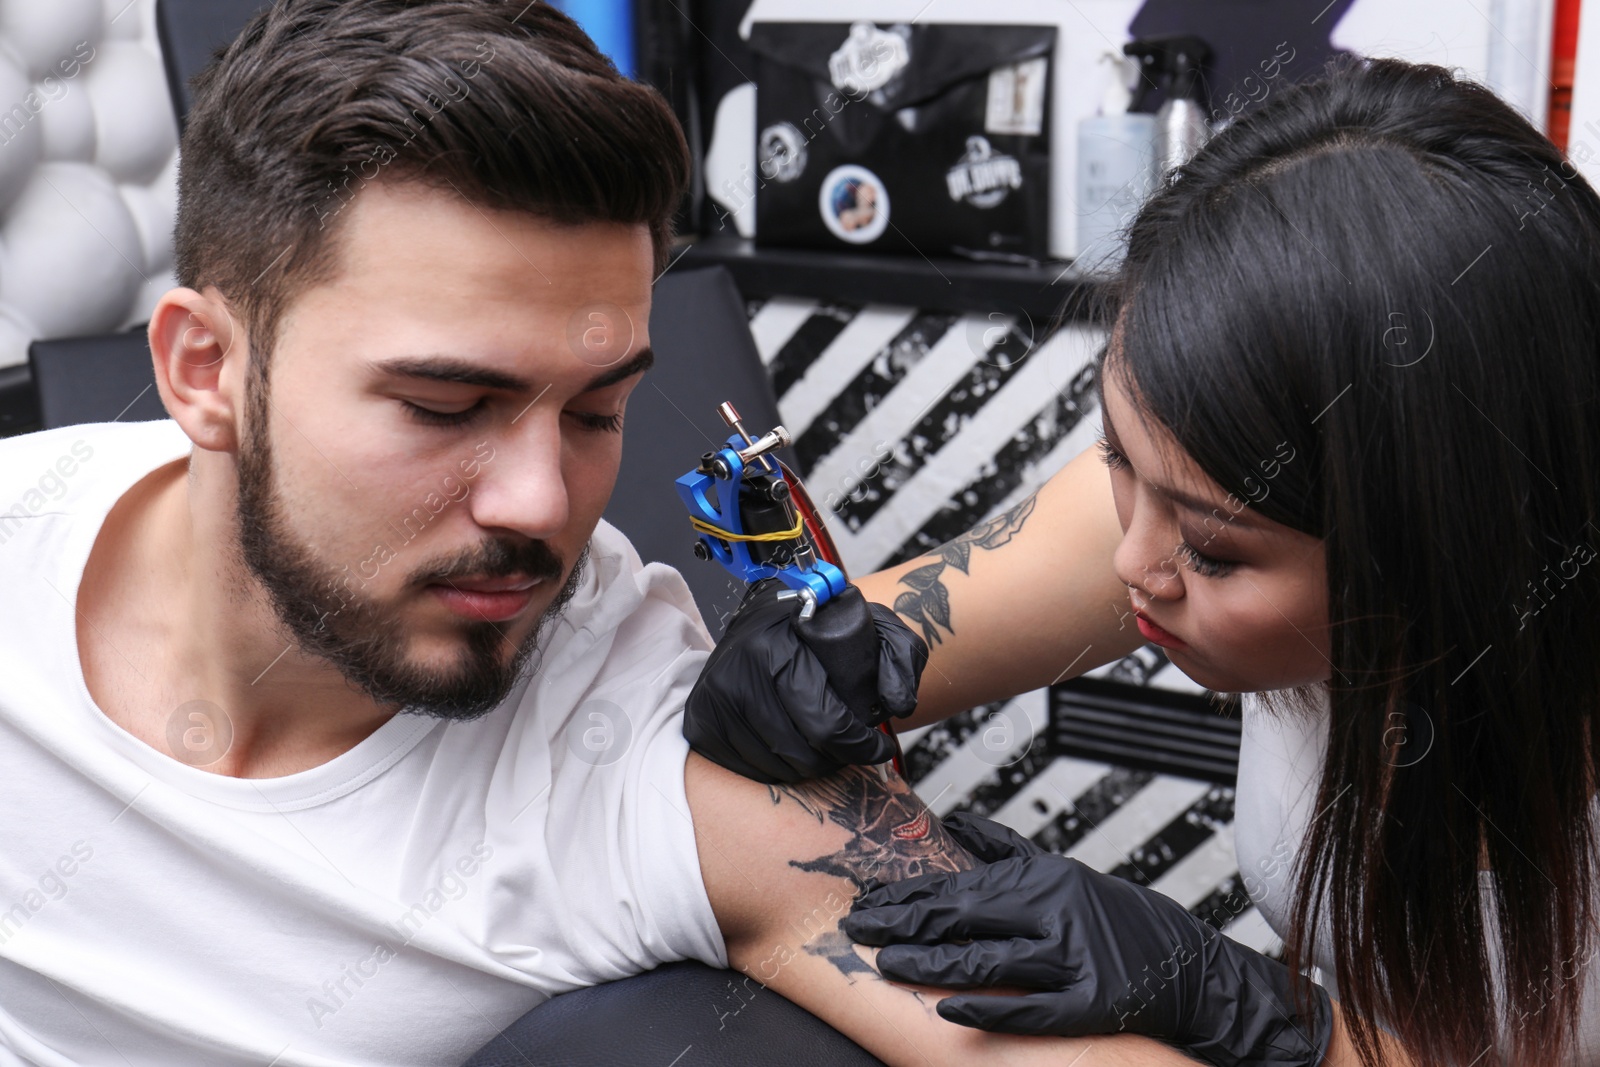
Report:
0,0,175,368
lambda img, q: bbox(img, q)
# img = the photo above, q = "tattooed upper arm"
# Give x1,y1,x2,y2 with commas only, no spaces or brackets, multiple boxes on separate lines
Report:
684,753,1205,1067
893,492,1038,647
685,753,973,964
762,769,975,982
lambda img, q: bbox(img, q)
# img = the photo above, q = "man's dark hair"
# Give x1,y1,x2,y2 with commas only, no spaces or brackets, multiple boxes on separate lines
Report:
173,0,690,361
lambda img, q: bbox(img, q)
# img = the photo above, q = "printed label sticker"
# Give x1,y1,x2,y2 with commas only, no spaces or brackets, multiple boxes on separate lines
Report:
758,122,808,183
986,56,1048,137
819,164,891,244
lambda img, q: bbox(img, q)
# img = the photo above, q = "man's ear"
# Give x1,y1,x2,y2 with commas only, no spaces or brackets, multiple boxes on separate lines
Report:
149,287,248,453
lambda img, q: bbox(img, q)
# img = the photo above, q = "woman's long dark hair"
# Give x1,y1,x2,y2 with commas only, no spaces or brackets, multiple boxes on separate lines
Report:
1105,57,1600,1065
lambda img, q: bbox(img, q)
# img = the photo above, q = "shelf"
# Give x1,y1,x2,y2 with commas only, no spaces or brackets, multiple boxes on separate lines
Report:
675,236,1108,323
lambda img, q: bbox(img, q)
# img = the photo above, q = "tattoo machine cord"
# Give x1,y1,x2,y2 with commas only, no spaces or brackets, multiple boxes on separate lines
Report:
676,402,906,780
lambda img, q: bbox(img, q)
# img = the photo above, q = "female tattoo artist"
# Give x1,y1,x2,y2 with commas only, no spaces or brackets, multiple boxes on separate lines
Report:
683,56,1600,1067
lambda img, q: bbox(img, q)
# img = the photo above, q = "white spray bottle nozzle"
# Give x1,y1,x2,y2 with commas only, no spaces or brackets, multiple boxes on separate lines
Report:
1098,51,1135,116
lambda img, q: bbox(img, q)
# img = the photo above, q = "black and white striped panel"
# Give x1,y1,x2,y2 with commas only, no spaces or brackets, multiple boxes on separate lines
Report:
894,695,1278,955
747,297,1104,576
748,296,1279,956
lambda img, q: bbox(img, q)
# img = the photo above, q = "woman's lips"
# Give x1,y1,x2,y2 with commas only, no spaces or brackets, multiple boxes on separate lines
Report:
1135,611,1188,650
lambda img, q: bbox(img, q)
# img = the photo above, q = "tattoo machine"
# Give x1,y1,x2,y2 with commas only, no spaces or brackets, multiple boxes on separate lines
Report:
676,402,905,778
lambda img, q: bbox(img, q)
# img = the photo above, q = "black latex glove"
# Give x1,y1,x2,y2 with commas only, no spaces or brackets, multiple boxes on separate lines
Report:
936,810,1047,863
683,579,927,784
843,815,1333,1067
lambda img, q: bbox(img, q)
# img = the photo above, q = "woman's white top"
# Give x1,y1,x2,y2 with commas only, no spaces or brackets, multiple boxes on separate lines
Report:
1233,691,1600,1063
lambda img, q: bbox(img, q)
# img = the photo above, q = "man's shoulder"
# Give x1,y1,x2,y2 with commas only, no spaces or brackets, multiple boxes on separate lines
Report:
503,521,711,742
578,519,714,657
0,420,188,520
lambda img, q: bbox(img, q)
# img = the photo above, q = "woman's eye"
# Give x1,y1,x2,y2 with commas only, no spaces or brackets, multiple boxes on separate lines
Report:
1177,539,1235,578
1096,434,1130,472
402,400,484,427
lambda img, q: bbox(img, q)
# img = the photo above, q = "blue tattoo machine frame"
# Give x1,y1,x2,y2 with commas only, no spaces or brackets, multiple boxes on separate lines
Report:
675,402,904,775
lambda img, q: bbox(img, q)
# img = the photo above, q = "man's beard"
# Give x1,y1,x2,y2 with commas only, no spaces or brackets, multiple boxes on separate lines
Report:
233,378,585,721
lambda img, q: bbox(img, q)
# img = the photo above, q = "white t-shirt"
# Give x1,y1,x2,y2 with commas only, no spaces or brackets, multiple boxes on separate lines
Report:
1234,691,1600,1063
0,421,728,1067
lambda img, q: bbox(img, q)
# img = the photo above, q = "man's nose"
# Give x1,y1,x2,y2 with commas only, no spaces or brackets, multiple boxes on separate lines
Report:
465,415,569,540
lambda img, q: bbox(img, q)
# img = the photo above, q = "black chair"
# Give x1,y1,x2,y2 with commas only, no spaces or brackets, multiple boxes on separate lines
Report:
463,961,884,1067
0,363,39,437
28,329,166,429
155,0,266,129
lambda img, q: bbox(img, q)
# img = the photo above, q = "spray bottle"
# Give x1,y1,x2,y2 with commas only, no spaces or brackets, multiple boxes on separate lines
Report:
1124,34,1214,178
1075,53,1155,273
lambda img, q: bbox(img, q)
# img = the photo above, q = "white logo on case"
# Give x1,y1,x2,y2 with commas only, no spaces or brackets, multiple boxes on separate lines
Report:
828,22,910,96
946,135,1023,209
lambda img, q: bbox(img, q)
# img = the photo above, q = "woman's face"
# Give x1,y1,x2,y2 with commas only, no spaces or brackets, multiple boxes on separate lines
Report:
1099,363,1332,693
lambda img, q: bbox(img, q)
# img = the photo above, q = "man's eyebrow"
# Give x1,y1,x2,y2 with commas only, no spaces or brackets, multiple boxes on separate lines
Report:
367,346,655,394
580,346,654,393
370,356,534,392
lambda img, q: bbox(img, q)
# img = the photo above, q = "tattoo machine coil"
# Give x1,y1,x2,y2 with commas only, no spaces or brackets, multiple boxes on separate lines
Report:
676,402,905,777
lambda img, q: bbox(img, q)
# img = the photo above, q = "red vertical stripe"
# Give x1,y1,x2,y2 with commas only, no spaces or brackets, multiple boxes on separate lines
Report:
1550,0,1582,148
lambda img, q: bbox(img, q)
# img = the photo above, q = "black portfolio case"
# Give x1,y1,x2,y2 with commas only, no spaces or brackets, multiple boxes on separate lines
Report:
747,20,1056,263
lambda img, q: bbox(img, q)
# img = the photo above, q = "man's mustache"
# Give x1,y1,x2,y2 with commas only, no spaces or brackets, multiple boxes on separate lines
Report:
411,537,566,587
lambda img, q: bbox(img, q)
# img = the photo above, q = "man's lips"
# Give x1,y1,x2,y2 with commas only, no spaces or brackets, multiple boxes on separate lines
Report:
440,575,542,594
426,575,546,622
